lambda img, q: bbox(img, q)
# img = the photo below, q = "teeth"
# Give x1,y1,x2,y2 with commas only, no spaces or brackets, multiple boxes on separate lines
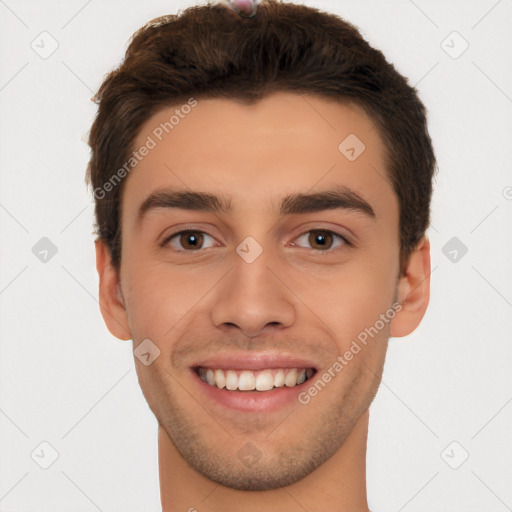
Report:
214,369,226,389
284,368,298,387
226,370,238,390
274,369,285,387
255,370,274,391
238,371,256,391
197,367,314,391
206,369,215,386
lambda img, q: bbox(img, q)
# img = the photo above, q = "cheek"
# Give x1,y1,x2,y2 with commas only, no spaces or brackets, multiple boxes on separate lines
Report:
295,258,396,340
123,260,223,339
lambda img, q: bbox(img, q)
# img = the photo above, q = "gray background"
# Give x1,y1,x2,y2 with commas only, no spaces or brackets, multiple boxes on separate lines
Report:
1,0,511,510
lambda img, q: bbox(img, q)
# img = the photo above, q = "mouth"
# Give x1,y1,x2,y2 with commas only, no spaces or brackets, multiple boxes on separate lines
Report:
189,353,318,412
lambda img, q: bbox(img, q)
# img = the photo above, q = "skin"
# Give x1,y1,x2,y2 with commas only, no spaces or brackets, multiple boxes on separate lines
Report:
95,92,431,511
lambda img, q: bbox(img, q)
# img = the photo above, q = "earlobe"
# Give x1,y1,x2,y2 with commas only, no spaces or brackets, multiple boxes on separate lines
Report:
95,240,132,341
390,236,431,338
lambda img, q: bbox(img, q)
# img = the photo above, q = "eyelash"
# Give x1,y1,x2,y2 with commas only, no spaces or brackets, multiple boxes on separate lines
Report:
160,228,353,252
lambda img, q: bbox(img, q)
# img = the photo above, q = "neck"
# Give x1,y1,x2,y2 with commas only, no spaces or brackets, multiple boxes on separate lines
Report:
158,410,370,512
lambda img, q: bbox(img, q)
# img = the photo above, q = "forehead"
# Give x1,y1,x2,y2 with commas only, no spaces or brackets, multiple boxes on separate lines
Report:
122,92,396,226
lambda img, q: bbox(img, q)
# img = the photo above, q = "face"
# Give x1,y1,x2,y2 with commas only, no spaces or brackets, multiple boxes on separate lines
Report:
101,92,410,490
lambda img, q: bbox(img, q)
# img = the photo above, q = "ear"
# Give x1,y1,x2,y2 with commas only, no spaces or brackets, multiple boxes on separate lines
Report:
95,240,132,341
390,236,431,338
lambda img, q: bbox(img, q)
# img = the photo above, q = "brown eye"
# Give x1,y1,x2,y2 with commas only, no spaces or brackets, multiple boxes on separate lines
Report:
293,229,349,251
179,231,203,250
163,230,216,251
308,231,334,250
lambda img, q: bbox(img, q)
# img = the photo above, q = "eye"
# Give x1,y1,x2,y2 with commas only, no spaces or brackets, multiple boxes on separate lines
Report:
161,228,351,253
291,229,351,251
162,230,217,251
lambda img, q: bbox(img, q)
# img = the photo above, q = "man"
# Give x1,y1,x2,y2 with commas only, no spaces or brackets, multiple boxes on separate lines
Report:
86,1,436,510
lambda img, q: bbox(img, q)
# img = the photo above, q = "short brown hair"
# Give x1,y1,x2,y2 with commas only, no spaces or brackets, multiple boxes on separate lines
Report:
85,0,437,277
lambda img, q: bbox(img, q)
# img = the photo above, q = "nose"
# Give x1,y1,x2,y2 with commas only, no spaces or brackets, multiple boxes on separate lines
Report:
210,251,296,338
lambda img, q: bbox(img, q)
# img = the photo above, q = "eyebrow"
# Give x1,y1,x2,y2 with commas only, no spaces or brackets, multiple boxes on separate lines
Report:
136,184,376,225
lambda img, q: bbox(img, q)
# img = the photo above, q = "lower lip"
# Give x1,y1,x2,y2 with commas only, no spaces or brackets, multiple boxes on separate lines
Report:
191,369,312,413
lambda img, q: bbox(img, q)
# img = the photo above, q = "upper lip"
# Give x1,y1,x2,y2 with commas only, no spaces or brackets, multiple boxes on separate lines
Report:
192,352,318,371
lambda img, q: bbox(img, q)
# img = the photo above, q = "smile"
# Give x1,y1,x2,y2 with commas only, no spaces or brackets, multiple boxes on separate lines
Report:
190,352,319,412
